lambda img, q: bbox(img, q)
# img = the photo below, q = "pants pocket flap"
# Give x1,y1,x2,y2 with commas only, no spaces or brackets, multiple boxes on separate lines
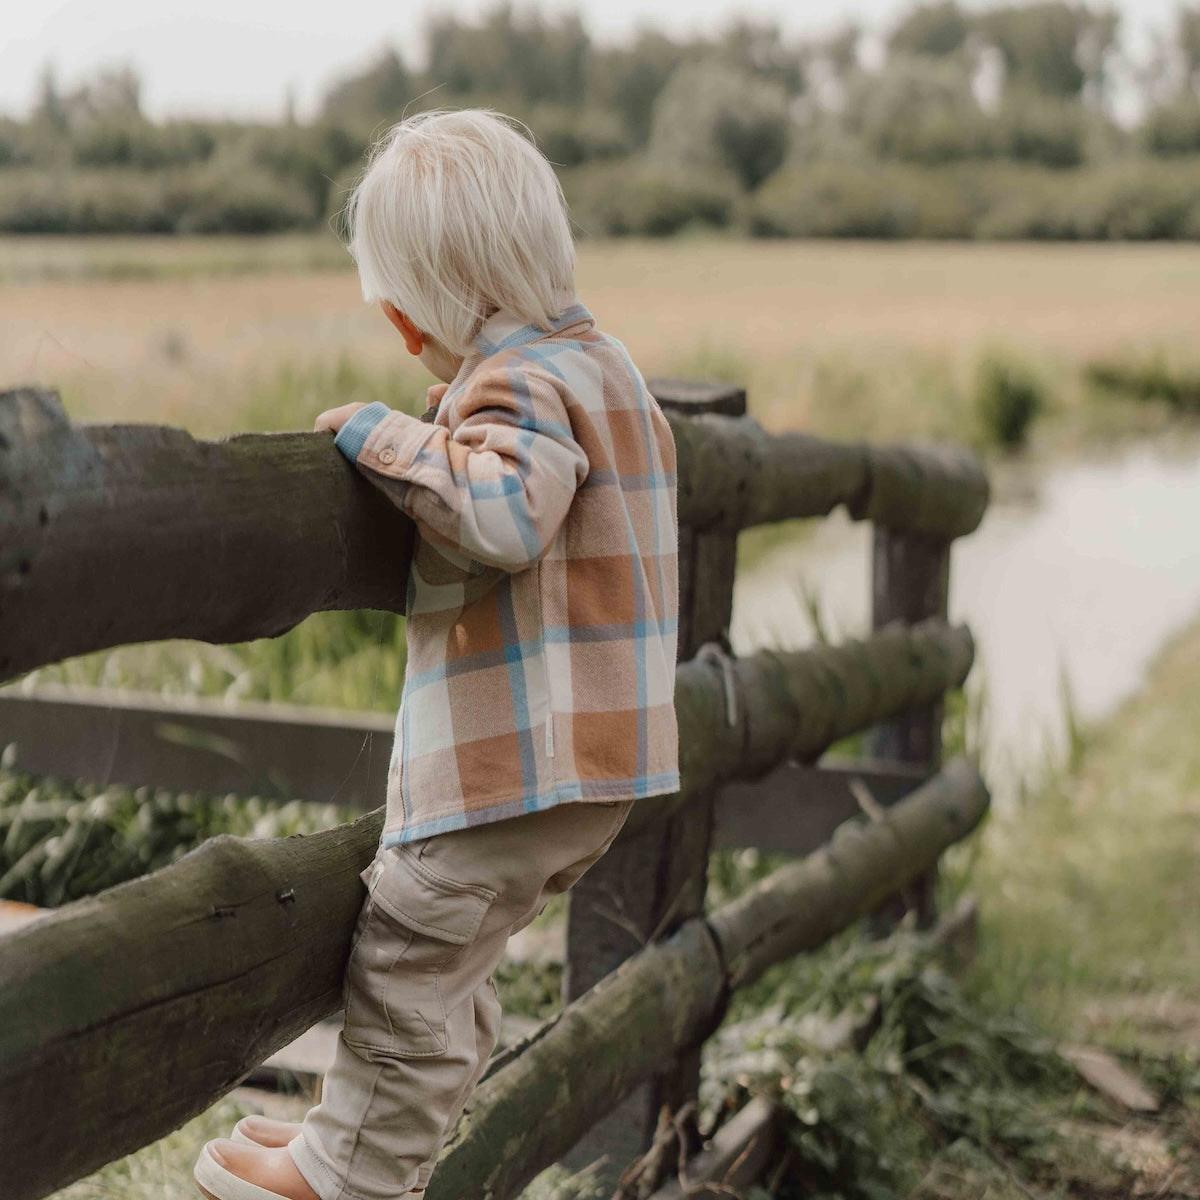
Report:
372,845,496,946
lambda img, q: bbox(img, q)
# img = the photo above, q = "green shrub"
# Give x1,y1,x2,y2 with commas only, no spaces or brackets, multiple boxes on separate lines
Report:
0,168,173,233
975,354,1045,448
561,159,736,236
72,117,216,169
702,926,1071,1200
1144,97,1200,157
748,161,974,238
0,160,315,235
167,161,316,234
970,160,1200,241
647,61,790,190
1085,161,1200,239
0,117,35,168
992,93,1088,169
748,158,1200,243
0,171,71,233
968,163,1090,238
529,105,629,168
234,122,366,219
882,105,997,165
978,159,1200,240
845,55,996,166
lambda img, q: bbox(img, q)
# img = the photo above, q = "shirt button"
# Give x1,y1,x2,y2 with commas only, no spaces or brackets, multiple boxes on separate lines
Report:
378,446,397,465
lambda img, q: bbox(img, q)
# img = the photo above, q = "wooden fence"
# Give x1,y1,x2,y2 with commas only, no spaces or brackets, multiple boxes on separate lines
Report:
0,380,990,1200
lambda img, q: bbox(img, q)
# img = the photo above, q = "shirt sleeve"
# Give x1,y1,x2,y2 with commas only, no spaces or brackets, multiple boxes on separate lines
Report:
333,363,589,572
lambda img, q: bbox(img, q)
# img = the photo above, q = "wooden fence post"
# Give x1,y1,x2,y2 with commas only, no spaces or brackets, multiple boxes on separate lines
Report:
869,528,951,926
559,381,745,1188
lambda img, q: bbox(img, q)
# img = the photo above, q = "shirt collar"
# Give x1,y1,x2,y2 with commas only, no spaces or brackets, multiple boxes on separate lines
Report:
471,299,594,358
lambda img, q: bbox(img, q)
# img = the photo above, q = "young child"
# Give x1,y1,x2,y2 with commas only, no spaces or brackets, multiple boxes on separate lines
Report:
194,108,679,1200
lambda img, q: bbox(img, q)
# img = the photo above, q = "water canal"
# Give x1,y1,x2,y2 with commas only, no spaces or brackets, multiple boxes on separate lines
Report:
731,432,1200,806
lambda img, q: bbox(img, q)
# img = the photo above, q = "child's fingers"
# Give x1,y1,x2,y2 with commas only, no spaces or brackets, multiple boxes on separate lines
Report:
314,402,368,434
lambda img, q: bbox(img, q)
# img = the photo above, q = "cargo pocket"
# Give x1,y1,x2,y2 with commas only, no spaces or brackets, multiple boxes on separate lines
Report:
342,844,497,1058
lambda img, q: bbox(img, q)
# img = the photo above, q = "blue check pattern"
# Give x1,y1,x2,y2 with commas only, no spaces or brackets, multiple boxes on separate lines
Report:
334,301,680,845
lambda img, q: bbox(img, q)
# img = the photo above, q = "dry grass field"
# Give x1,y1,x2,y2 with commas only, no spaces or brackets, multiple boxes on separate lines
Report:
4,235,1200,445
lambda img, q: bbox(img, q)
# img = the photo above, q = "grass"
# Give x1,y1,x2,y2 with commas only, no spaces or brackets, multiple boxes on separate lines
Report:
693,611,1200,1199
967,613,1200,1050
1086,350,1200,414
47,1098,251,1200
21,235,1189,728
5,236,1200,453
5,236,1200,686
686,616,1200,1200
36,612,1200,1199
9,234,1200,1195
0,233,351,283
10,607,410,714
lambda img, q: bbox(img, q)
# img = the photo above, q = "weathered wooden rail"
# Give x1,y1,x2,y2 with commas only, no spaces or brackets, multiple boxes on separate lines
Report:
0,380,990,1200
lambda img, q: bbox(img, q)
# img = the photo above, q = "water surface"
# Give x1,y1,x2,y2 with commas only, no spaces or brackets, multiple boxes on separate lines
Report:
732,435,1200,806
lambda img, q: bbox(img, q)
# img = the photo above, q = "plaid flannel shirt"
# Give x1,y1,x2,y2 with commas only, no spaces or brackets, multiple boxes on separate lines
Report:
333,301,679,845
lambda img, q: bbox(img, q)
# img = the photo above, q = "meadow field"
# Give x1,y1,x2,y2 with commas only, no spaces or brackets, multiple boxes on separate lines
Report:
6,235,1200,450
8,234,1200,1197
9,232,1200,705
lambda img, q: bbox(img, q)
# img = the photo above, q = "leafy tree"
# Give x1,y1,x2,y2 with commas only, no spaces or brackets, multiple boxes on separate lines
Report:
1181,7,1200,95
976,3,1118,100
822,22,862,82
321,49,413,127
1075,7,1120,107
716,19,806,94
245,122,365,215
648,60,790,191
843,53,991,164
425,4,589,107
584,32,688,146
992,88,1088,167
72,118,216,169
0,118,33,168
69,64,142,122
527,105,628,167
888,2,971,59
32,65,69,135
1144,96,1200,155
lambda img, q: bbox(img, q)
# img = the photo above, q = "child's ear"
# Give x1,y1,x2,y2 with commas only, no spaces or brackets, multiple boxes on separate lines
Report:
380,301,425,356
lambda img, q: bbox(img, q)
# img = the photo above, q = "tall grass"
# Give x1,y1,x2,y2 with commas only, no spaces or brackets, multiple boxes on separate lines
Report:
236,355,429,433
965,617,1200,1045
0,234,352,283
1086,351,1200,414
974,352,1047,449
15,608,408,714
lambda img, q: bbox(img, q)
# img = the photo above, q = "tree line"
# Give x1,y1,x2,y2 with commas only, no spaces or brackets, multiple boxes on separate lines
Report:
5,1,1200,239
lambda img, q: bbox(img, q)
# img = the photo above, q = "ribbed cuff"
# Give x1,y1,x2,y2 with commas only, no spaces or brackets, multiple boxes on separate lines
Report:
333,401,391,463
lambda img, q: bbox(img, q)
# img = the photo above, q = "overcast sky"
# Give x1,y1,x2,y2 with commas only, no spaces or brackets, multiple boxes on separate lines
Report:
1,0,1181,122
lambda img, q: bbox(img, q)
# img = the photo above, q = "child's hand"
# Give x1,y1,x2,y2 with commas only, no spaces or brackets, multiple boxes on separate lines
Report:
314,402,370,435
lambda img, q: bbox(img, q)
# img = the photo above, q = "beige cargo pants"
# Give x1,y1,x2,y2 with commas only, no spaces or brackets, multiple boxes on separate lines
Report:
288,797,634,1200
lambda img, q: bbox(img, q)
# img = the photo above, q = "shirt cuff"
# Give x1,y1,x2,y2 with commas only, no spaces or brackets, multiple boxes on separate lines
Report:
333,401,391,463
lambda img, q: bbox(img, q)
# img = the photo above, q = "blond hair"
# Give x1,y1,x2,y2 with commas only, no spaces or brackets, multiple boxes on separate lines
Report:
344,108,576,356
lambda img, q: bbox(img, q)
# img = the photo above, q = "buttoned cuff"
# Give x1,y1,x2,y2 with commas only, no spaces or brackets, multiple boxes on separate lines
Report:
333,402,390,463
356,407,440,480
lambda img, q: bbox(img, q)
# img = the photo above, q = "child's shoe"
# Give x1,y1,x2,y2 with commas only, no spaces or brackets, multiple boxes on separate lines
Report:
193,1139,321,1200
230,1116,302,1148
224,1121,426,1194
